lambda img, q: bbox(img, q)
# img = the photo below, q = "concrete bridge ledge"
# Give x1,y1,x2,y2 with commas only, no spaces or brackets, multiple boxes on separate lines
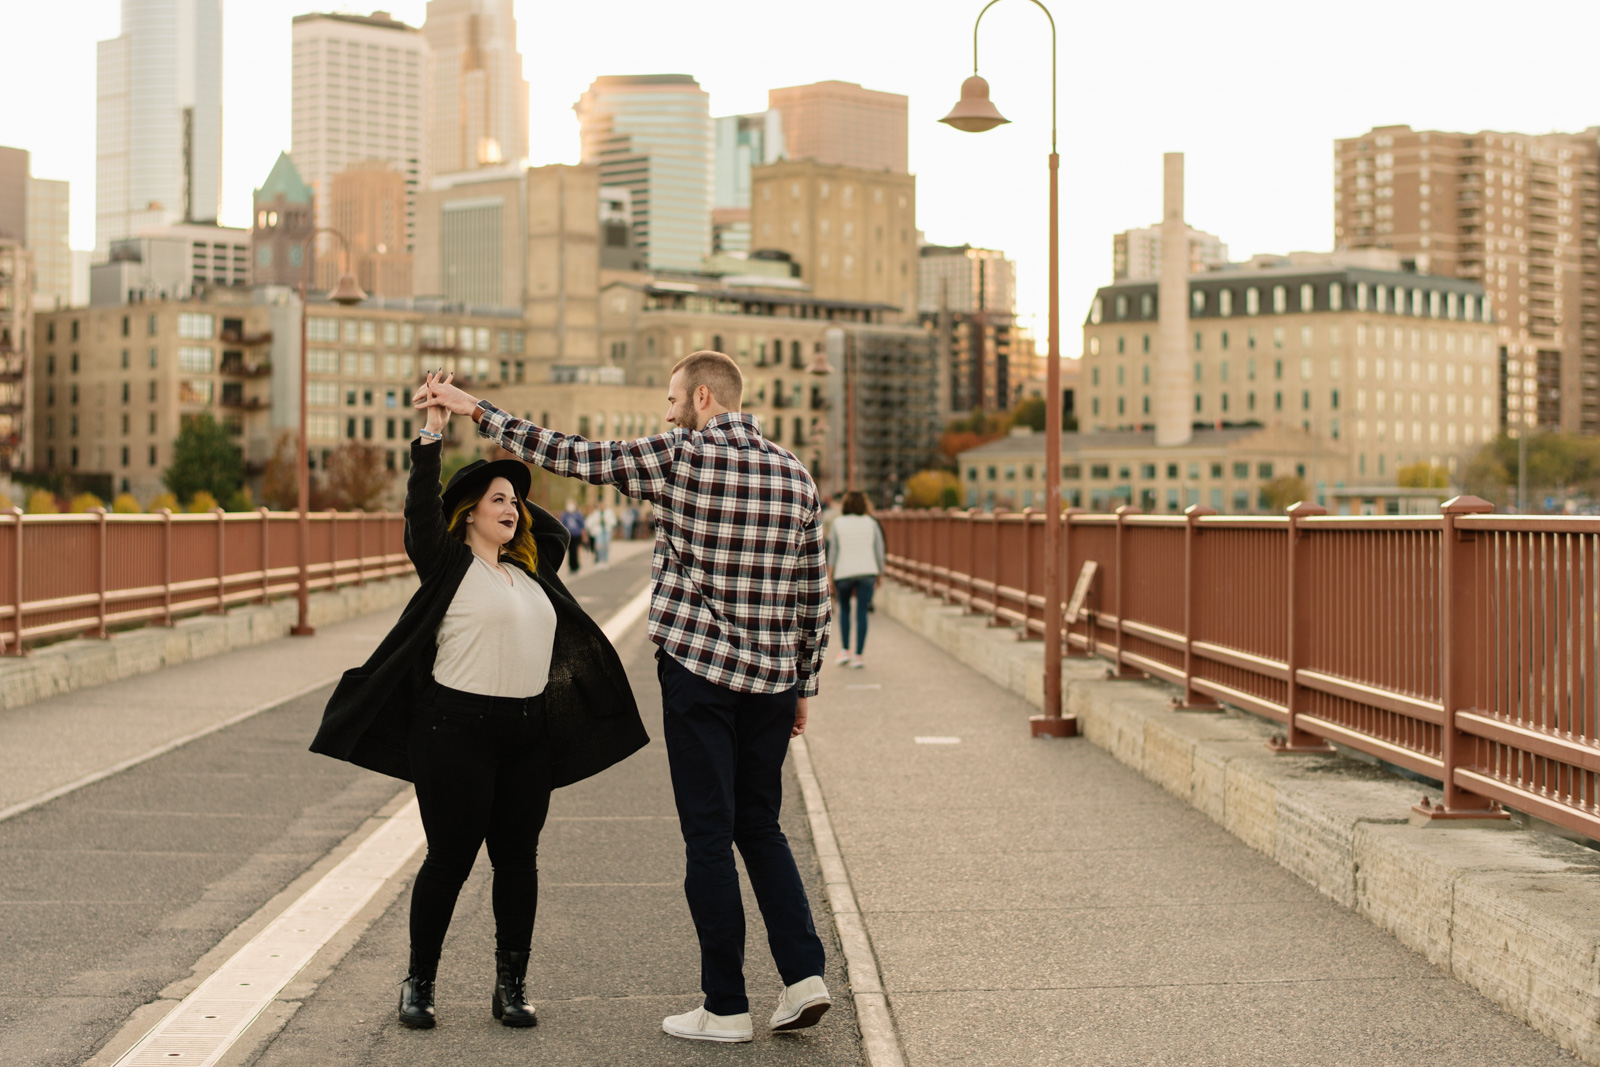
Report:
0,574,419,713
879,578,1600,1066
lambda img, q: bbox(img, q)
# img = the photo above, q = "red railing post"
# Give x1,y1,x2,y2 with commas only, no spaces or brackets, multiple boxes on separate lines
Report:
1062,508,1093,658
1017,507,1037,640
328,509,340,590
1269,501,1337,753
356,512,367,587
209,507,228,614
1173,504,1220,710
90,506,109,638
965,507,981,612
1107,505,1143,679
160,508,174,626
6,507,23,655
258,507,271,604
1415,495,1508,822
987,507,1007,625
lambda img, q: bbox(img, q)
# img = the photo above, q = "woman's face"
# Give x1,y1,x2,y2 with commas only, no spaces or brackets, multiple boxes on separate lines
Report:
470,477,520,547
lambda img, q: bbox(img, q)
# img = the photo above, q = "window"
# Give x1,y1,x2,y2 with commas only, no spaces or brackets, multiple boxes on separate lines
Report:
343,320,360,343
308,349,339,374
1140,463,1157,479
1117,336,1125,354
308,318,339,342
385,322,400,347
1300,284,1314,312
178,346,213,373
1142,334,1150,353
1273,286,1287,313
1221,330,1229,350
149,347,159,368
1192,290,1206,315
1301,326,1313,348
1233,462,1249,479
1194,331,1202,351
1089,337,1100,356
360,321,376,345
1274,390,1283,410
121,382,129,403
1329,283,1342,311
1356,283,1368,311
179,379,214,404
1090,464,1110,479
1219,289,1233,316
1140,293,1154,318
1246,288,1259,315
1331,389,1340,409
177,313,214,339
1375,285,1388,313
1115,295,1128,320
1063,465,1081,479
1301,390,1311,410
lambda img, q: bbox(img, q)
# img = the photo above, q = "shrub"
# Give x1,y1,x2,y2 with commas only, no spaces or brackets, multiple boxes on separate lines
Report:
904,469,962,509
187,490,221,513
68,492,105,513
111,493,143,514
148,492,179,514
26,489,59,514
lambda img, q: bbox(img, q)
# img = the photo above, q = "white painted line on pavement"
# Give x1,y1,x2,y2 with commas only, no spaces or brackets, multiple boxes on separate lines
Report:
99,588,654,1067
112,800,426,1067
914,736,962,745
789,734,906,1067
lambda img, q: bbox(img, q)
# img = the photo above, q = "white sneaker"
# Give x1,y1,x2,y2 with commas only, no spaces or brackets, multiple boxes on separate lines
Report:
847,654,865,669
662,1006,753,1043
769,975,831,1031
836,650,853,666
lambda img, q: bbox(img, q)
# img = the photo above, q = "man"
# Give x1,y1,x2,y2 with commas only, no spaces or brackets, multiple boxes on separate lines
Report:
415,350,832,1043
557,499,586,573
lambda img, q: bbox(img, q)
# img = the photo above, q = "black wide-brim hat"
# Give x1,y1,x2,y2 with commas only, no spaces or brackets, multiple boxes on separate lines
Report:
441,458,533,517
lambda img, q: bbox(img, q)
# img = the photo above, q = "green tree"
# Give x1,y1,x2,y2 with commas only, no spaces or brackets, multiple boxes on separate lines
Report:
260,431,299,510
163,413,243,505
1008,396,1047,433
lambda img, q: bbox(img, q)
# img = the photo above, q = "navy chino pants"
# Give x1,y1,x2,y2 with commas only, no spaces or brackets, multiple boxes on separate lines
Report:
657,651,826,1016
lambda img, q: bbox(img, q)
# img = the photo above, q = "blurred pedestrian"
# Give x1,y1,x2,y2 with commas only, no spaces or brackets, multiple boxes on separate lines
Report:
588,502,614,568
558,499,586,574
827,490,884,668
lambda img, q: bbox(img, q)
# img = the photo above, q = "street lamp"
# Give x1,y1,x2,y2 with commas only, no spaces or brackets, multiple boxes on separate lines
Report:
940,0,1074,738
291,229,365,637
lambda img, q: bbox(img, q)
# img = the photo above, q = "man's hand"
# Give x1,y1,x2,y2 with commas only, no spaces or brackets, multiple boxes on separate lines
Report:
411,374,481,417
792,696,809,738
420,371,452,437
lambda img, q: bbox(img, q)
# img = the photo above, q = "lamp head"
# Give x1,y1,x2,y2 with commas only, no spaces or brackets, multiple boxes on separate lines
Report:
328,272,366,306
806,350,835,376
939,75,1010,133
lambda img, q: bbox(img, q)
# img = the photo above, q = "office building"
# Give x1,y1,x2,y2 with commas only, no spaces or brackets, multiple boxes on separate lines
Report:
1335,124,1600,433
96,0,223,252
29,178,72,311
918,244,1018,415
252,153,316,289
768,81,908,174
292,11,427,256
91,223,250,306
712,111,785,254
0,146,73,311
1113,224,1229,282
750,159,917,316
424,0,528,174
0,241,32,472
328,161,413,297
600,186,646,272
575,75,713,272
415,163,601,361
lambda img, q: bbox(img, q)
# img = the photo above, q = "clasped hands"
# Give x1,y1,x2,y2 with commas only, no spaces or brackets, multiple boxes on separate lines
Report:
412,371,480,436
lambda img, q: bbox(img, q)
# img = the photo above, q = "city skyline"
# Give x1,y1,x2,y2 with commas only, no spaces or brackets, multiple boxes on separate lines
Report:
5,0,1600,342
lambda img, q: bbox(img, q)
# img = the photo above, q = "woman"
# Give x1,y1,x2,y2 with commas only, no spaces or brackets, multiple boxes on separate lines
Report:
826,490,885,668
310,372,648,1031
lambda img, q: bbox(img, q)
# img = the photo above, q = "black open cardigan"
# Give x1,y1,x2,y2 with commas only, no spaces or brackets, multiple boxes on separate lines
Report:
309,438,649,787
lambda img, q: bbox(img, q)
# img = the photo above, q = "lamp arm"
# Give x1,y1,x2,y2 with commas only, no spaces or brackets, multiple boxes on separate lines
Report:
970,0,1057,152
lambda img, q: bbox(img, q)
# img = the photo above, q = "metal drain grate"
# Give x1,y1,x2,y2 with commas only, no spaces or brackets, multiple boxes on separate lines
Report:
115,799,425,1067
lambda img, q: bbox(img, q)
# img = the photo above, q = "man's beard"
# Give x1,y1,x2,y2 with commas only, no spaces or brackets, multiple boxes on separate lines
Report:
673,405,700,432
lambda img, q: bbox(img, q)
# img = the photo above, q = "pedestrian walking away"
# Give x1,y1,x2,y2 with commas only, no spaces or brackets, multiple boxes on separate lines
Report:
310,372,648,1033
827,490,885,669
558,499,586,574
416,349,834,1044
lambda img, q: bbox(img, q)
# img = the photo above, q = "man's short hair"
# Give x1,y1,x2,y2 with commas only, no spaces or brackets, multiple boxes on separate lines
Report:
672,350,743,410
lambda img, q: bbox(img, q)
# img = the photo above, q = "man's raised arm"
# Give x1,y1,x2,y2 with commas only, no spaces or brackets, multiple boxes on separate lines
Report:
416,377,676,502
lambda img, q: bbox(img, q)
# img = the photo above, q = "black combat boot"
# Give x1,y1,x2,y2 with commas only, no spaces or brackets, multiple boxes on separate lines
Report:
491,948,538,1027
398,949,438,1029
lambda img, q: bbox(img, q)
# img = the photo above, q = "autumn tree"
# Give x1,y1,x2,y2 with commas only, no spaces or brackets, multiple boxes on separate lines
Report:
320,441,393,511
1260,474,1311,513
1396,462,1449,489
905,469,962,509
261,431,299,510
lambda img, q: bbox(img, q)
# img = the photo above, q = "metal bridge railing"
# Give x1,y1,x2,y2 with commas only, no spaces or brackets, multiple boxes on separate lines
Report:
880,498,1600,841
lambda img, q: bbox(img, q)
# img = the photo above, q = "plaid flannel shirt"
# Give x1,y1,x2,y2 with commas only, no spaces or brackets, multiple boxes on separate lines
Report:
475,402,831,697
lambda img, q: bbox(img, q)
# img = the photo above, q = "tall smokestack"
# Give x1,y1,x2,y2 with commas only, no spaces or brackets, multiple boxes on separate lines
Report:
1155,152,1192,447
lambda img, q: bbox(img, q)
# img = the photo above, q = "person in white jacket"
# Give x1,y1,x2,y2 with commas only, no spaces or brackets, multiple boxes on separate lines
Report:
825,491,885,668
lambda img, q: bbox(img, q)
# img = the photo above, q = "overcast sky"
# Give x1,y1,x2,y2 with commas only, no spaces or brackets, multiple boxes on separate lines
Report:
5,0,1600,348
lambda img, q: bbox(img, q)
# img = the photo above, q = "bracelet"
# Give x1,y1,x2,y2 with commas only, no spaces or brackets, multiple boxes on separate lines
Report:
418,428,443,441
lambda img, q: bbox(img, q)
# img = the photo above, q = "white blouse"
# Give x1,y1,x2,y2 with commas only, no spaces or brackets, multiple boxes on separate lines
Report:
433,556,558,698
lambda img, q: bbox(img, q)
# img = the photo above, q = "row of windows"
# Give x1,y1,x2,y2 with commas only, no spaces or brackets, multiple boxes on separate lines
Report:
44,411,160,438
306,318,527,353
1089,391,1487,418
1091,357,1494,387
969,486,1271,514
968,460,1279,483
1088,326,1494,361
45,312,209,345
1091,282,1488,325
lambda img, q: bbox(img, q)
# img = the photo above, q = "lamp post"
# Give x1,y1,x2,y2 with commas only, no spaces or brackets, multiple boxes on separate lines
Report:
291,229,366,637
940,0,1073,737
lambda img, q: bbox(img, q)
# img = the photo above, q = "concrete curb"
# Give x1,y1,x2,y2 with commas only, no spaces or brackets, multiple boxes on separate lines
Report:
0,576,419,713
879,580,1600,1066
790,735,906,1067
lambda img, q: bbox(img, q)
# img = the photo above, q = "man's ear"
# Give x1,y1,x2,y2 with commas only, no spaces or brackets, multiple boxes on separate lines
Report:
696,384,712,410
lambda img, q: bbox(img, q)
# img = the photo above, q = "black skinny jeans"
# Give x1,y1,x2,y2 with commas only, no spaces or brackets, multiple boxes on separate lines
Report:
407,682,553,961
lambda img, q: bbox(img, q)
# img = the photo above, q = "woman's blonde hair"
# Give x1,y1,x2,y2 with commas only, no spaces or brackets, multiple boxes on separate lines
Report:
446,484,538,573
